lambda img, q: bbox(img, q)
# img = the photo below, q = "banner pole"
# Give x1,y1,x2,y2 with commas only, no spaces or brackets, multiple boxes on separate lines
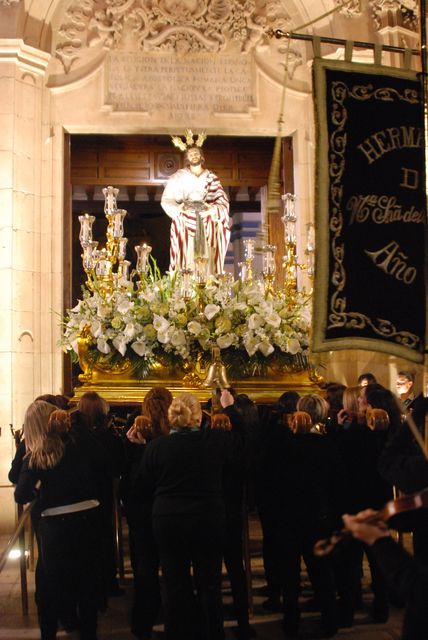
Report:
420,0,428,443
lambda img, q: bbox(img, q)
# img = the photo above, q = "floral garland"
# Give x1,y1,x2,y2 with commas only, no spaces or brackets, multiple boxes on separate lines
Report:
61,272,312,378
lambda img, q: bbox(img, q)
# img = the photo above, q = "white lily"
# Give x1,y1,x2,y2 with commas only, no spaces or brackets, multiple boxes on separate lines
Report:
204,304,221,320
96,337,111,354
217,334,234,349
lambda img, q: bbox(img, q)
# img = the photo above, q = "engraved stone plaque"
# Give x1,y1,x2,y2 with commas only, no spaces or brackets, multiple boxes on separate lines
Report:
106,52,256,119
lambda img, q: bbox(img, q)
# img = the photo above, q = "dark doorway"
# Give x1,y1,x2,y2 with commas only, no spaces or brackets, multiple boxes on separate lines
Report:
63,133,292,393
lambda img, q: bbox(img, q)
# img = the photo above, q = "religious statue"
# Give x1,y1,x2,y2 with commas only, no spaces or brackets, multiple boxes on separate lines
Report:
161,130,230,276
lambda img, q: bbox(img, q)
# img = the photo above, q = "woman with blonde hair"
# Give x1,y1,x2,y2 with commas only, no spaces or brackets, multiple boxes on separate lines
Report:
337,386,366,428
138,392,231,640
15,404,102,640
297,394,329,434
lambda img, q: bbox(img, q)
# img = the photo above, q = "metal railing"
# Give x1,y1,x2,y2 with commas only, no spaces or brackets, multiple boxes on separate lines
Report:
0,498,35,615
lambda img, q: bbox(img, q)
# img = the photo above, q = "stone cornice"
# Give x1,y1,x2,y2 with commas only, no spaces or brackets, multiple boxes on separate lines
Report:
0,39,51,74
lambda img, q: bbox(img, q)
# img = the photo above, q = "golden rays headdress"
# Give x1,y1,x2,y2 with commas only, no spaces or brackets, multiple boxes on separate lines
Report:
171,129,207,152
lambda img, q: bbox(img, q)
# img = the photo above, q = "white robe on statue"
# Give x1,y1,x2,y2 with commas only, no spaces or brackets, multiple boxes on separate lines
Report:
161,167,230,275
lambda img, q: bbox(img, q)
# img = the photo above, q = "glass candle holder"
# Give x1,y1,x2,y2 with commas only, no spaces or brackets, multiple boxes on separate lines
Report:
281,193,297,244
79,213,96,248
118,237,128,260
243,238,255,261
82,241,99,271
95,258,112,277
118,259,131,281
135,243,152,274
306,222,315,278
238,261,248,282
180,268,193,299
111,209,127,238
262,244,277,274
103,186,119,214
194,256,208,284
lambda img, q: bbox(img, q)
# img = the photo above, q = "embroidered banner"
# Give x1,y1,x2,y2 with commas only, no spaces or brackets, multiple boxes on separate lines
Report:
312,58,426,363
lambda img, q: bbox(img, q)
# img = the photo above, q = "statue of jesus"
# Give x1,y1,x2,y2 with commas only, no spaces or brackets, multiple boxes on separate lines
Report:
161,134,230,276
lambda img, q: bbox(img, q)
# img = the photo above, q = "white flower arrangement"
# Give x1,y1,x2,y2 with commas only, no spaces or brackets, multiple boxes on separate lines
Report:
61,273,312,378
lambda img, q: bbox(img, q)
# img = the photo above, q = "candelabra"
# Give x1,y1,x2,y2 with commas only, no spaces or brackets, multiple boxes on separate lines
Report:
78,186,153,298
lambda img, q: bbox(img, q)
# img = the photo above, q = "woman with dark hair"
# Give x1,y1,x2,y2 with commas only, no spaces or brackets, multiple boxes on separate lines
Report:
14,405,102,640
124,386,173,640
72,391,126,600
137,392,230,640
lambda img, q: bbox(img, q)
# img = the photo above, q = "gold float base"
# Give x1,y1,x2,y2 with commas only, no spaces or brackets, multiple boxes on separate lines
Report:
72,369,321,405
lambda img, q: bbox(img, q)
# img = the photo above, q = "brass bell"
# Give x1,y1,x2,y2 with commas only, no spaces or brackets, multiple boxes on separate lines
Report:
202,347,230,389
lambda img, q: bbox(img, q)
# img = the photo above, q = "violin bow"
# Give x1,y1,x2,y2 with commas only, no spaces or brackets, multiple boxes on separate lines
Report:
404,409,428,461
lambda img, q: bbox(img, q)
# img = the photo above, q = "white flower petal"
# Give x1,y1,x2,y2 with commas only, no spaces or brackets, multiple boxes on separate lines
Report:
96,338,111,354
204,304,220,320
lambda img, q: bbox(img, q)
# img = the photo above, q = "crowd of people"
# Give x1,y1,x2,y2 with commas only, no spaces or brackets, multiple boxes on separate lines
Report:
8,370,428,640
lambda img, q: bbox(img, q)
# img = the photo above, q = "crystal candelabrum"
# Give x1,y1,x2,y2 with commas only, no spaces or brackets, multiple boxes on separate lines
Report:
281,193,315,308
78,186,153,298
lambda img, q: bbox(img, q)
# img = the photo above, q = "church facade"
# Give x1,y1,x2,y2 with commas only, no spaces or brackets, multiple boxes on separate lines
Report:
0,0,423,529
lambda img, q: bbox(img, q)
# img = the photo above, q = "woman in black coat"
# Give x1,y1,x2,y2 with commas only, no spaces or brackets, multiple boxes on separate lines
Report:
136,392,231,640
123,386,173,640
71,391,127,600
14,404,102,640
259,411,346,638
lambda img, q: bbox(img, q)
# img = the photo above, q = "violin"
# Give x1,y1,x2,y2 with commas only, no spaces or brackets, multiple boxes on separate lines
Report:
313,487,428,557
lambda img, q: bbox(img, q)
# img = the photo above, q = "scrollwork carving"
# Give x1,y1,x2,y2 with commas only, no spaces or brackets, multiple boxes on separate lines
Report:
369,0,419,31
54,0,298,74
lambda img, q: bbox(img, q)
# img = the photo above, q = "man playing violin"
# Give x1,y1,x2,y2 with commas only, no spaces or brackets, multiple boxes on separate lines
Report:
343,509,428,640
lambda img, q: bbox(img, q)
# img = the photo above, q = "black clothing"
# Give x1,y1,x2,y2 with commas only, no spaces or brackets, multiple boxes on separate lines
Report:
123,437,161,638
372,536,428,639
403,393,428,436
70,411,126,595
379,422,428,563
139,428,230,640
334,422,392,622
141,428,228,517
221,406,252,636
14,436,102,640
259,426,345,635
379,422,428,496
